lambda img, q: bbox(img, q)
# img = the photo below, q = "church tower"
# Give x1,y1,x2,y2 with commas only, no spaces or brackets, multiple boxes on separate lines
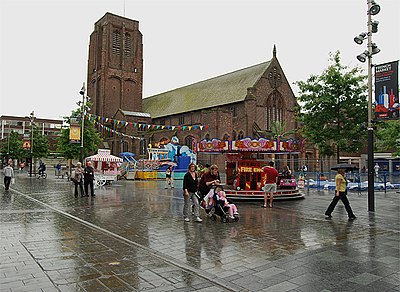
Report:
87,13,143,118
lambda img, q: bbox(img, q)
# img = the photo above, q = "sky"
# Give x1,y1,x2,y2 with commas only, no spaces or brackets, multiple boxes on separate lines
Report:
1,0,399,120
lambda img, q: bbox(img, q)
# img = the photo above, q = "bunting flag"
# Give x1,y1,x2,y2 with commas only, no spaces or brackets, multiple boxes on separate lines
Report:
86,113,208,132
89,118,142,140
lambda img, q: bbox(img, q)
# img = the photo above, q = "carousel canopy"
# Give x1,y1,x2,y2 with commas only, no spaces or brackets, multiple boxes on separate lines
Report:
86,149,123,162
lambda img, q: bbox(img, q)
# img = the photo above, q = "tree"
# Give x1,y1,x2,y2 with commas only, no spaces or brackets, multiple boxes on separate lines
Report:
32,127,49,159
57,109,102,161
375,120,400,157
295,51,368,163
0,131,25,161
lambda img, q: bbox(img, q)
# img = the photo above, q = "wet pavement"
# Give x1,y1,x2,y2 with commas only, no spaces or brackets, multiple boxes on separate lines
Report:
1,172,399,291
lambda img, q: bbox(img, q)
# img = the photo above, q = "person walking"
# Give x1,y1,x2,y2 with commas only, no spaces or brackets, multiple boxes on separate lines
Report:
56,161,62,177
3,159,14,191
325,168,356,221
183,162,202,223
164,165,174,189
73,162,85,197
83,161,95,197
262,161,279,208
374,163,380,178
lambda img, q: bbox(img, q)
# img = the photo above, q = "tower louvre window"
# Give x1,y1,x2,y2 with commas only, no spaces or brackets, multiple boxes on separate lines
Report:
124,33,131,57
112,30,121,55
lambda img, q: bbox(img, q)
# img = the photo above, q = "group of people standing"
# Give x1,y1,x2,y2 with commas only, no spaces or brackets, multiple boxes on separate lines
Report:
183,163,221,223
72,161,95,197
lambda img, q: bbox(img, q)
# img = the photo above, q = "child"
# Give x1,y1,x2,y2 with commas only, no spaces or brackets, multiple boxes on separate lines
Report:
217,190,239,219
165,165,174,189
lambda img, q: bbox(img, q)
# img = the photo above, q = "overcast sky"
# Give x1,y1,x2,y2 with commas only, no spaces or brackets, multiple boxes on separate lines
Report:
1,0,399,120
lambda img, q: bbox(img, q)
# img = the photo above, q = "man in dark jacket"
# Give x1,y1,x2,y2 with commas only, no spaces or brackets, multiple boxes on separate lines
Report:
83,161,95,197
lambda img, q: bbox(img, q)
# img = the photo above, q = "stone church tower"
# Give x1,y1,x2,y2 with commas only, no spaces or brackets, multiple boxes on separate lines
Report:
86,13,150,154
87,12,143,116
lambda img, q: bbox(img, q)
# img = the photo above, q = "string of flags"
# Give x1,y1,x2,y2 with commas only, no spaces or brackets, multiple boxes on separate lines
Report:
86,113,209,138
86,113,209,131
88,117,142,140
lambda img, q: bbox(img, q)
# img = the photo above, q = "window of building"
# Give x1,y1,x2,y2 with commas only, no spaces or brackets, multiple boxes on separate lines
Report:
231,106,237,117
179,116,185,125
232,130,237,140
139,138,146,156
265,91,284,131
112,30,121,55
185,135,195,150
124,33,131,57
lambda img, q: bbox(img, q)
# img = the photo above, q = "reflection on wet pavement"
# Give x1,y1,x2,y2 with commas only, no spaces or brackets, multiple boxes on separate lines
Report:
1,174,399,291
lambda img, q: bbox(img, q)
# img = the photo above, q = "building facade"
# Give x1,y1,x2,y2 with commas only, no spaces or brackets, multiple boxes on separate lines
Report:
86,13,305,170
0,115,63,154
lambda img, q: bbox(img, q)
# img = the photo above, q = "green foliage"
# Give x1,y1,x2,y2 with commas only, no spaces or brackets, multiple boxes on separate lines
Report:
32,127,49,159
295,51,368,160
375,120,400,157
271,121,297,139
57,109,102,160
0,131,25,160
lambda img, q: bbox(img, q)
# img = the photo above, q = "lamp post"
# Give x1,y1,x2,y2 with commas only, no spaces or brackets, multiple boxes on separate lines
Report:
29,111,35,177
354,0,381,212
79,83,86,162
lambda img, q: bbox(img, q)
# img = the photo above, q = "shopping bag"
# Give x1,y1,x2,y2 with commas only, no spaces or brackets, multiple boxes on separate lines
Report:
11,178,15,185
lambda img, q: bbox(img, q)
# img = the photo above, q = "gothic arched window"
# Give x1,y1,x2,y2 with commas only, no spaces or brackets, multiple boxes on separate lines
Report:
112,30,121,55
185,135,195,150
265,91,284,130
124,33,132,57
232,130,237,140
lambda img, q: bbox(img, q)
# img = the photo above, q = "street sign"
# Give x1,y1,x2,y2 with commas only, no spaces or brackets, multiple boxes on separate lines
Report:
23,141,31,149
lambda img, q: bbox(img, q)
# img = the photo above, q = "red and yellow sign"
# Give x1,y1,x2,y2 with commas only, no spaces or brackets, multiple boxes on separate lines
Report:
238,166,263,173
69,125,81,142
23,140,31,149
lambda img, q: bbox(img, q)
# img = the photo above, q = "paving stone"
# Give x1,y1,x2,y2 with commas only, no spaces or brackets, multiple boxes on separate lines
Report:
1,174,399,291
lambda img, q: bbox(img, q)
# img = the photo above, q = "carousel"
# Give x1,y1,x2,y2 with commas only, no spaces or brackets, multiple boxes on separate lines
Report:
85,149,123,186
196,137,305,201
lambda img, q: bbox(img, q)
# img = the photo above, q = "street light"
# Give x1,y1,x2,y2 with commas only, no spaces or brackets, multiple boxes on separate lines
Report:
354,0,381,212
79,83,86,162
29,111,35,177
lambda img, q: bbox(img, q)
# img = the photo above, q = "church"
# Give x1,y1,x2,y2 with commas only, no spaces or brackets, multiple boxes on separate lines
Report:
86,13,307,170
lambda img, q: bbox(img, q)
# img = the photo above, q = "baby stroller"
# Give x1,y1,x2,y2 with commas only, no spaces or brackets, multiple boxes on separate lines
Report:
209,187,239,223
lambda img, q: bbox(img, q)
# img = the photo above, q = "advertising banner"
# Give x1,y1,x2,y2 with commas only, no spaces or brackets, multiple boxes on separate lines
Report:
374,60,399,120
69,118,81,143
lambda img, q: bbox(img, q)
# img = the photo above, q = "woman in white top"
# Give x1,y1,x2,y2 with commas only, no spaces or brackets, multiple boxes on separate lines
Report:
3,159,14,191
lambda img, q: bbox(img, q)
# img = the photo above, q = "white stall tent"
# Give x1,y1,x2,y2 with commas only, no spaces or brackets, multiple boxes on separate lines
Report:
85,149,122,186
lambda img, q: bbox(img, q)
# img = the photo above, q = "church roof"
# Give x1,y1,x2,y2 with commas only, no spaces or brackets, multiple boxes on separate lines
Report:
119,109,151,118
142,60,272,118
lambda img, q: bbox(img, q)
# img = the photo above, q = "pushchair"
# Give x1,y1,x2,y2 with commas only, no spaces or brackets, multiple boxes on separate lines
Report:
208,186,239,223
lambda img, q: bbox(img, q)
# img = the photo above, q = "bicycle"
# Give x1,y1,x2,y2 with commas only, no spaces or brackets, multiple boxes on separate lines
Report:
37,172,47,179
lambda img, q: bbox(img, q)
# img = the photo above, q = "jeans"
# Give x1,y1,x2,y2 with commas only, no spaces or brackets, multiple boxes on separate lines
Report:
183,192,200,218
325,191,355,218
4,176,11,190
